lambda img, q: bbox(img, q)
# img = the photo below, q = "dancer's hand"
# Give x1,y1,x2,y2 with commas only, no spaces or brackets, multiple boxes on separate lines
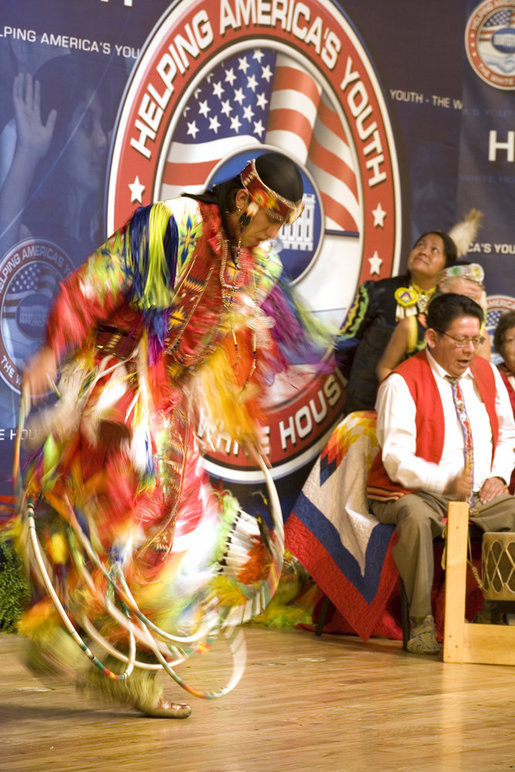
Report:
23,345,58,400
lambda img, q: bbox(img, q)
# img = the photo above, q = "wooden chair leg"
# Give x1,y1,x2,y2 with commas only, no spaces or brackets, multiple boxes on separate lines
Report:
315,595,333,636
443,500,515,665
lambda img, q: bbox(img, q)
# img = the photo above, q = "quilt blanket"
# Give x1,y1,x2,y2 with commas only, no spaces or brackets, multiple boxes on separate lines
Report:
285,411,399,641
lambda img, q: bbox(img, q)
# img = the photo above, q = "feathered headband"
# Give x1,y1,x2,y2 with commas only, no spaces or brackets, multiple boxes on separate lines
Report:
240,159,304,225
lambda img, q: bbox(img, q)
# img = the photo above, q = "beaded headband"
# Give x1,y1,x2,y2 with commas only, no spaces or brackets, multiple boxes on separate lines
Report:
439,263,485,285
240,159,304,225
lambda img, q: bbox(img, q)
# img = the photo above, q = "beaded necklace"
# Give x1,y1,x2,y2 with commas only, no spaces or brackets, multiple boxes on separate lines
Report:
394,282,436,320
219,235,261,389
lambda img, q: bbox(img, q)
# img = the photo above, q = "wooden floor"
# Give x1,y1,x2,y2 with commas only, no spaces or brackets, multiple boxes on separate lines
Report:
1,626,514,771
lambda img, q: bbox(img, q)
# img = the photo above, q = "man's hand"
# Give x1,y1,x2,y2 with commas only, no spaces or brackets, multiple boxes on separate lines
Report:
479,477,508,504
445,469,473,500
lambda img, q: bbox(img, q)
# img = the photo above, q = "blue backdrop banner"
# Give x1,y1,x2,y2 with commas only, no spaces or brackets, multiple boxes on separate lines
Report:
0,0,512,508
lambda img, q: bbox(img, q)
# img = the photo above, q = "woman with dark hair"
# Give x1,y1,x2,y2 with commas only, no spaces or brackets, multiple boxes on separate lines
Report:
376,261,491,383
494,311,515,492
339,230,458,413
12,152,324,719
0,54,110,259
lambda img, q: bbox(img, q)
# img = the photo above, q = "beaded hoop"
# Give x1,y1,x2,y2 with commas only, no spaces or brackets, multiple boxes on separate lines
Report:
438,263,485,285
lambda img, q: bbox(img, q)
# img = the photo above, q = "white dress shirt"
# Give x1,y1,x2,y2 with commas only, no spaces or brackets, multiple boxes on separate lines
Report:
375,351,515,494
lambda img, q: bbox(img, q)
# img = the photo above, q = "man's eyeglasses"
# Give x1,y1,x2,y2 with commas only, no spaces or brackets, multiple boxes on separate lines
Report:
435,329,485,349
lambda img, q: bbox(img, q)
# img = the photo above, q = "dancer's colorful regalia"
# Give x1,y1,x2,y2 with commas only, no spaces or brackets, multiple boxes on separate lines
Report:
9,153,328,717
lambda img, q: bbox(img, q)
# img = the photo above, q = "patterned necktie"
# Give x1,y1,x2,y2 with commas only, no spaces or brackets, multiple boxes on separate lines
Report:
446,375,474,506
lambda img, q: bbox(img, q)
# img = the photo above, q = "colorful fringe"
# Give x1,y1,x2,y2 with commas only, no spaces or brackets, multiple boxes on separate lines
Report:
124,202,178,353
262,277,335,370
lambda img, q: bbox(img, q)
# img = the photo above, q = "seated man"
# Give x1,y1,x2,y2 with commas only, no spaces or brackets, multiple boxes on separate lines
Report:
367,293,515,654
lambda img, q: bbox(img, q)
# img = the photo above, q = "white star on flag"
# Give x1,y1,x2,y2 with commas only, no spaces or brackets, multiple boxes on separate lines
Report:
261,64,273,82
225,68,236,86
238,56,250,73
160,48,359,236
212,81,224,98
254,120,265,137
256,93,268,109
209,115,221,133
186,121,199,138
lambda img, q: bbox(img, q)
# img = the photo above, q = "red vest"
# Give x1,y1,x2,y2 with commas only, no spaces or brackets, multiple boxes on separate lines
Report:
367,352,499,500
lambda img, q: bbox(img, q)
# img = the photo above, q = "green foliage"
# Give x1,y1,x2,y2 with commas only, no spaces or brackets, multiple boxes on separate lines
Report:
0,540,30,632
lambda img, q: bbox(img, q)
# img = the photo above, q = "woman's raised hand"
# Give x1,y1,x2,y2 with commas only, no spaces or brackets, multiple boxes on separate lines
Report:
13,72,57,165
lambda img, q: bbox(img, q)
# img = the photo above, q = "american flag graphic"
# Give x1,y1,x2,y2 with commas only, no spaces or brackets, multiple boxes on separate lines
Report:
2,262,60,366
160,48,359,234
487,306,505,331
479,8,515,41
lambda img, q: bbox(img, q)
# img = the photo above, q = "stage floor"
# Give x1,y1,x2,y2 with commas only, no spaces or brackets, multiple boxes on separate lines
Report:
1,626,514,771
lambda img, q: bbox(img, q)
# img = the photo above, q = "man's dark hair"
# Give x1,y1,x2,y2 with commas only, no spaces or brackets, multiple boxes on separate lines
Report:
412,230,458,267
494,310,515,355
254,152,304,202
190,152,303,216
426,292,484,333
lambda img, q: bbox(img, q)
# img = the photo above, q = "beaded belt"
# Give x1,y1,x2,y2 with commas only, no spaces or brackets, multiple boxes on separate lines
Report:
95,323,138,359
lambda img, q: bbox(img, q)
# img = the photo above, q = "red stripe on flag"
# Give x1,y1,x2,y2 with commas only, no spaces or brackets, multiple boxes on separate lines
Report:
309,136,358,198
321,192,358,232
272,66,321,103
266,107,314,147
163,158,219,186
317,98,347,138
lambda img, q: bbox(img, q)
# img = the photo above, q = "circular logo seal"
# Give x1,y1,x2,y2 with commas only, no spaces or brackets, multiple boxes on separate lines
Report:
466,1,515,90
0,239,73,393
107,0,400,482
